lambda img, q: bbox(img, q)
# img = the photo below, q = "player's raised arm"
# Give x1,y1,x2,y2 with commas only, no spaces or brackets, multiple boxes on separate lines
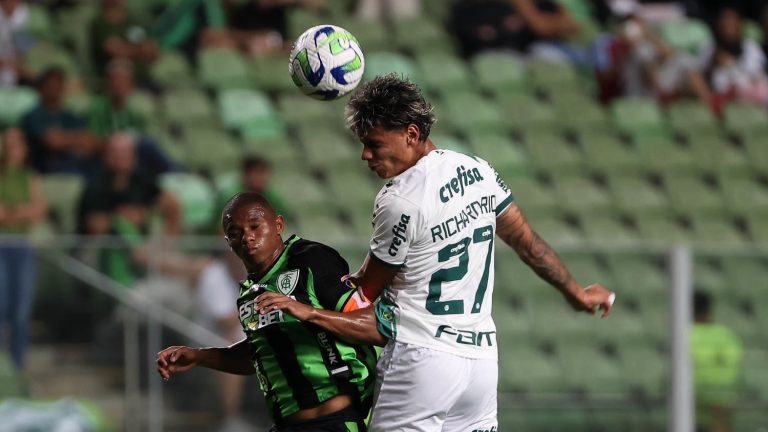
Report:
156,339,255,381
495,203,615,317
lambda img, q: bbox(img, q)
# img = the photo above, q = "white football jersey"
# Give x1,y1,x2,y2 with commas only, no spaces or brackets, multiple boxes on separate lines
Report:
371,149,513,359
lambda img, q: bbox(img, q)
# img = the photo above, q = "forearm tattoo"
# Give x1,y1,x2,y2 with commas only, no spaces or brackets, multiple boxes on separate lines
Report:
497,207,576,292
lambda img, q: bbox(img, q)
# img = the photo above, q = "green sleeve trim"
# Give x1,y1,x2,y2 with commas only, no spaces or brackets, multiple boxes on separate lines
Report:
495,194,514,216
333,290,354,312
305,269,323,309
368,250,404,270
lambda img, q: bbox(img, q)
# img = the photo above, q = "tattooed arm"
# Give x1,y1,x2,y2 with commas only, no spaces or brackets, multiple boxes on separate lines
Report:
496,203,615,316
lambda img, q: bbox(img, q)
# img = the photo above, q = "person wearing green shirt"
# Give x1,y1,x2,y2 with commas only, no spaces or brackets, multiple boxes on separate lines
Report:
0,128,47,370
87,59,146,139
692,290,744,432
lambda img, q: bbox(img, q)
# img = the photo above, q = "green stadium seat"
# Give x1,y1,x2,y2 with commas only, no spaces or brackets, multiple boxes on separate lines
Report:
746,214,768,242
159,172,217,231
526,408,593,432
498,341,566,393
619,343,666,398
217,88,285,139
580,215,640,243
494,301,532,344
611,97,669,139
414,53,472,94
521,131,583,172
198,48,252,90
560,253,608,285
608,256,667,295
634,135,697,175
495,249,549,294
126,90,157,121
251,54,296,92
496,93,557,133
658,19,712,55
594,306,650,346
41,174,85,233
271,171,331,217
471,53,527,94
182,126,242,174
739,131,768,175
579,132,643,174
714,300,762,344
528,213,584,244
336,20,389,52
732,408,768,431
693,257,728,296
162,89,216,126
363,52,420,83
466,132,530,179
551,91,610,133
149,50,197,89
26,4,55,41
0,86,38,126
392,18,453,52
441,91,505,135
242,136,299,167
300,213,352,244
662,174,727,216
721,257,768,296
276,93,346,129
430,133,472,154
608,174,670,215
558,344,625,395
634,214,690,242
690,215,746,245
720,175,768,217
505,178,558,212
528,59,580,94
64,91,91,116
666,101,717,135
685,134,750,175
741,349,768,401
296,126,358,167
552,174,613,213
287,8,327,39
722,104,768,134
24,42,79,76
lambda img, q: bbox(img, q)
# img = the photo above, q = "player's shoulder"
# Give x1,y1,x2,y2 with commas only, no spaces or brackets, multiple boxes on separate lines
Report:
287,237,349,273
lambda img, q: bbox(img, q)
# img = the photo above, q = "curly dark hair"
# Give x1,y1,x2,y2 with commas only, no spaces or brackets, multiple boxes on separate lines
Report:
345,73,436,141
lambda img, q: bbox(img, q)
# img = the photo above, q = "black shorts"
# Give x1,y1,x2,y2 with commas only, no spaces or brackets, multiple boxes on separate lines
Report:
269,405,367,432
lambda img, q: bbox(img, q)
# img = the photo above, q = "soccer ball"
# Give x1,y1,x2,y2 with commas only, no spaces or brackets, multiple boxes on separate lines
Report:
289,25,365,100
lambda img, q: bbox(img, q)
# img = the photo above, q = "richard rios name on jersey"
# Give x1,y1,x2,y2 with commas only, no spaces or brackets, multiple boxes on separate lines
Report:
370,150,513,360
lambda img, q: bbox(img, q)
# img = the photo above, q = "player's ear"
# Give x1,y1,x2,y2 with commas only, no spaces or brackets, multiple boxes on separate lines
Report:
275,215,285,236
406,124,420,146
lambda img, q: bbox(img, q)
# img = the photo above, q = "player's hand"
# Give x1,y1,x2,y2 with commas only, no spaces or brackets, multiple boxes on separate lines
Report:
255,292,315,321
575,284,615,318
156,346,201,381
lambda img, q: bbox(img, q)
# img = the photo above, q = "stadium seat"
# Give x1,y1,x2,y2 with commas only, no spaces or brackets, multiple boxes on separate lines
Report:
466,132,530,179
127,90,157,121
739,130,768,175
336,20,389,52
159,172,217,231
551,90,610,133
608,256,667,296
733,407,768,431
441,91,506,135
41,174,85,233
24,42,79,77
666,101,717,135
557,344,625,395
608,174,670,215
217,88,285,139
494,301,533,343
496,93,558,133
714,299,763,344
198,48,252,90
0,86,38,126
634,135,697,175
691,215,745,245
618,343,666,398
662,174,727,216
551,174,614,214
579,215,640,243
527,213,584,244
741,349,768,401
181,126,242,174
746,214,768,242
161,89,217,126
634,214,691,242
286,8,327,39
392,17,453,53
685,134,749,176
300,213,353,244
271,171,331,217
498,341,566,393
528,60,580,94
276,93,346,126
721,257,768,296
579,132,643,174
722,104,768,134
250,54,297,92
26,4,55,42
149,50,197,89
611,97,669,139
471,53,527,94
429,132,472,154
414,53,472,94
363,52,420,84
296,126,358,167
242,136,299,167
658,19,712,55
526,407,593,432
521,131,583,173
693,256,728,297
719,175,768,217
505,178,558,212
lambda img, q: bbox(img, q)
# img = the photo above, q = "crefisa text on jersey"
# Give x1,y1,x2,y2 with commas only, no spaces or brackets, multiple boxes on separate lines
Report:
388,213,411,257
439,165,484,203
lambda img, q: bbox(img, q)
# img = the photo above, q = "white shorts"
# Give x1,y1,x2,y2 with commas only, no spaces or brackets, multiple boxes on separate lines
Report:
369,341,498,432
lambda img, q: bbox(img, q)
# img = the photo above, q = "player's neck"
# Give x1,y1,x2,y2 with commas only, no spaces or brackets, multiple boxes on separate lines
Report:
246,243,286,279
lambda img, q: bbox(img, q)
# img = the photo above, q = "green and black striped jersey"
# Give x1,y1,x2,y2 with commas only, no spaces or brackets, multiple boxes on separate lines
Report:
237,235,377,425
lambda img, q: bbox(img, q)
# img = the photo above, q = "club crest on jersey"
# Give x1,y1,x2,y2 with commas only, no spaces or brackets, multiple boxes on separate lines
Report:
276,269,300,295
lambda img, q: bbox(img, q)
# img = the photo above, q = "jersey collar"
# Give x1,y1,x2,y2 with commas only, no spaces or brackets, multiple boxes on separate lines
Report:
248,234,301,284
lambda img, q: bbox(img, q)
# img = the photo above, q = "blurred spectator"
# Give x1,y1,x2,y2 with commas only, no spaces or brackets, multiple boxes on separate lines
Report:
78,132,180,285
699,7,768,107
152,0,233,63
217,156,289,223
227,0,324,57
0,127,47,370
89,0,159,89
691,290,743,432
194,251,252,431
760,5,768,71
594,13,712,105
0,0,35,86
356,0,421,21
20,67,100,175
451,0,580,60
87,59,145,139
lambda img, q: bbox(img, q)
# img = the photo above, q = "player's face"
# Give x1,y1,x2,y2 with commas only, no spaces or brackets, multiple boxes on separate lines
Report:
360,125,420,179
224,204,285,273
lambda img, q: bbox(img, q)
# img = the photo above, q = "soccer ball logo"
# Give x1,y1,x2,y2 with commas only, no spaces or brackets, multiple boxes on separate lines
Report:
289,25,365,100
